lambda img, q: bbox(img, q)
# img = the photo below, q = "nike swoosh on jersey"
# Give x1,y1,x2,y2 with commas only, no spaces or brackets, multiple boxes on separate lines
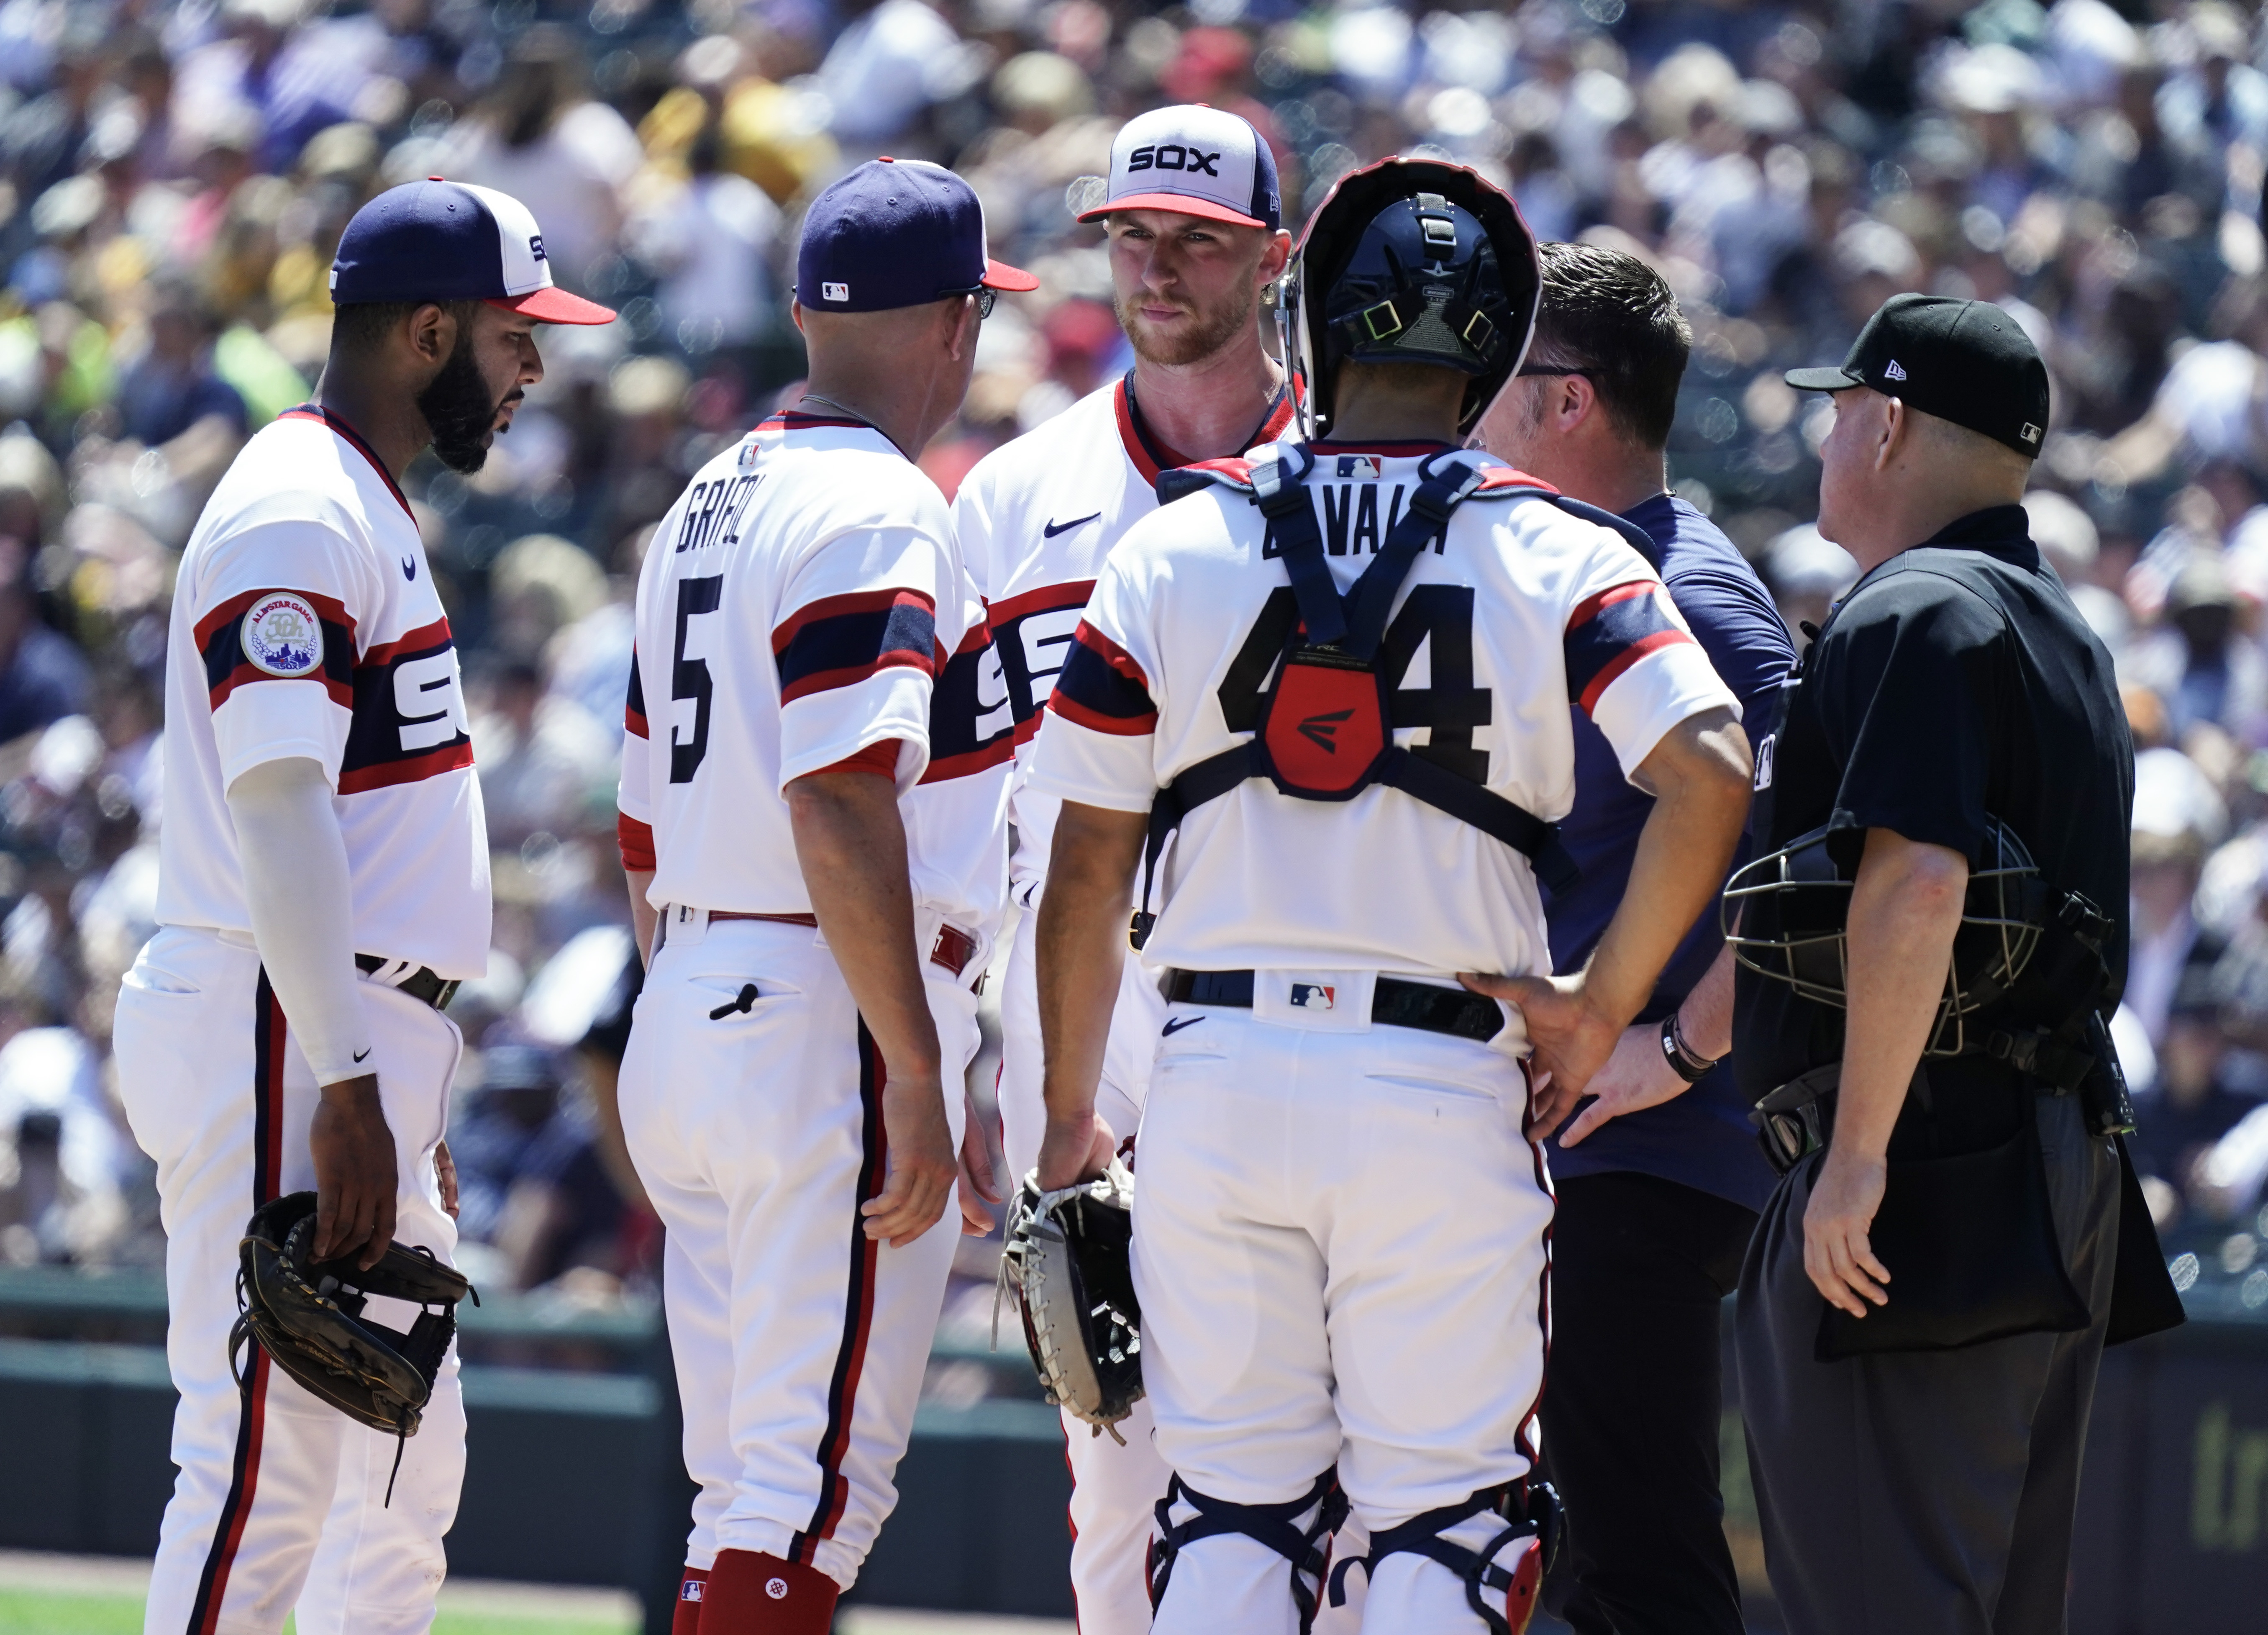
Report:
1043,512,1102,538
401,557,418,580
352,1047,371,1063
1161,1016,1204,1036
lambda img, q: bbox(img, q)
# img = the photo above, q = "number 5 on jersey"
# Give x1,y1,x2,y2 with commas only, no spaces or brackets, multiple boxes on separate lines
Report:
671,575,723,783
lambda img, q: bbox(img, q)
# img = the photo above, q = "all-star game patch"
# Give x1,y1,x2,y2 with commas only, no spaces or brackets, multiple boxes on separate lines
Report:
241,592,326,677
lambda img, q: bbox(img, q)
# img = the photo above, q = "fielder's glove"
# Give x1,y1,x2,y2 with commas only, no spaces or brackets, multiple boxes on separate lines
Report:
997,1160,1143,1441
231,1191,474,1499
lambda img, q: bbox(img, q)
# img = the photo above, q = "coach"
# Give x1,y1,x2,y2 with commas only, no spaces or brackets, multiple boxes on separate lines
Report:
1737,295,2136,1633
1475,244,1791,1635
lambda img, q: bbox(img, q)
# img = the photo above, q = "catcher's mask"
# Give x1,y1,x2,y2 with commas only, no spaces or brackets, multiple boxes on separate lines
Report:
1281,157,1539,440
1722,817,2047,1056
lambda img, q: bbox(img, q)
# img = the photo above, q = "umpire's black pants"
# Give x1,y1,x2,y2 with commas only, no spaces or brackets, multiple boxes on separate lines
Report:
1540,1171,1758,1635
1735,1090,2118,1635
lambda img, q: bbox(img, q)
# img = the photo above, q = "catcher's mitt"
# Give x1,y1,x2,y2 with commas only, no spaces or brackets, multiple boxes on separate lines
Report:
997,1161,1143,1441
231,1191,474,1498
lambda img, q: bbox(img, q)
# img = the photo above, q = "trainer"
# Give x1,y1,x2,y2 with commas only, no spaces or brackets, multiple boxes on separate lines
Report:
1736,295,2135,1632
1474,244,1792,1635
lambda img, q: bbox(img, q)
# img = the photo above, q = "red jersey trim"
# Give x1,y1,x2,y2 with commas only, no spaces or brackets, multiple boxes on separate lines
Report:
618,812,656,873
360,616,454,670
987,578,1097,626
1575,629,1699,717
920,735,1016,783
336,739,476,795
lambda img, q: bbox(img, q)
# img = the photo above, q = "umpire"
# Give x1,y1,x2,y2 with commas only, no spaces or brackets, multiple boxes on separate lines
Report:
1735,294,2146,1633
1474,243,1792,1635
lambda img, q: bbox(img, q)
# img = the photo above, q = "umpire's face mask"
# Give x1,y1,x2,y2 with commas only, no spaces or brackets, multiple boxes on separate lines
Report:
417,324,507,475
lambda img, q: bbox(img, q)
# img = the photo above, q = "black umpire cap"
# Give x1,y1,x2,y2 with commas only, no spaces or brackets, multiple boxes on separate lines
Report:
1786,293,2049,459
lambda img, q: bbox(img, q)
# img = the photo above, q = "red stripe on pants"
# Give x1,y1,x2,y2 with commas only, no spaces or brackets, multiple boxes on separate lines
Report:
185,970,287,1633
789,1020,887,1563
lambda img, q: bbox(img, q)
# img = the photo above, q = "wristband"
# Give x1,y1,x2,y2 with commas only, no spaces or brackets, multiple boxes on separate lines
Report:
1660,1011,1717,1083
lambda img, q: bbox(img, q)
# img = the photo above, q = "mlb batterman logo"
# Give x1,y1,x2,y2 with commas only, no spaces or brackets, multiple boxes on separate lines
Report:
241,593,325,678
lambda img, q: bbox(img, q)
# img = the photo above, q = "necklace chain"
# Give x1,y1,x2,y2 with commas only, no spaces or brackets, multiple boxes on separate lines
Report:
797,391,870,424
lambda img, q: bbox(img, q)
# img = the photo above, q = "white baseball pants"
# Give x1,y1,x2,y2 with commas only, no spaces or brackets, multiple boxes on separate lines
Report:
998,919,1168,1635
115,926,466,1635
620,912,975,1591
1133,992,1552,1635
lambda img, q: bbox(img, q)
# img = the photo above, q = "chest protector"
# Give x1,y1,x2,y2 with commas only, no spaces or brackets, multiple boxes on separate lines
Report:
1132,444,1658,947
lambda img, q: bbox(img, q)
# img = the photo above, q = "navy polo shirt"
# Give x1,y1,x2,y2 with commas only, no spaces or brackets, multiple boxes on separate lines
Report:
1541,494,1795,1213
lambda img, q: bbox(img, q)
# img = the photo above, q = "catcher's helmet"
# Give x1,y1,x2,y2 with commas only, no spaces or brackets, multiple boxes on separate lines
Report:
1282,157,1539,439
1722,817,2049,1056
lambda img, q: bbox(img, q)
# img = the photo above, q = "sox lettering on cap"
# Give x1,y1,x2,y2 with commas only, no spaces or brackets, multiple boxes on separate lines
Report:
1074,104,1281,231
329,178,616,325
797,157,1039,313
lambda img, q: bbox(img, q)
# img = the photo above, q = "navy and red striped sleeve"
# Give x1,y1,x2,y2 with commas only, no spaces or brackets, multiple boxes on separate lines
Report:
1048,621,1158,737
1563,581,1698,717
195,588,356,711
625,644,648,738
773,589,939,705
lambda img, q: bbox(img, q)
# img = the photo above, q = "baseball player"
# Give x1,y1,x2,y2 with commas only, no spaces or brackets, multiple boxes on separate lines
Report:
614,158,1029,1635
951,103,1293,1632
1027,160,1754,1635
113,180,613,1635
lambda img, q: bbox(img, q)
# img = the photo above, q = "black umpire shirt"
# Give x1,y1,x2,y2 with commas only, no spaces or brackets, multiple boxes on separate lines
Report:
1732,505,2135,1156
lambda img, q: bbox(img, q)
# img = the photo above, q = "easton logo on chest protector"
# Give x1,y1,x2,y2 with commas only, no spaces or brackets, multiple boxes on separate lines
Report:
1129,444,1659,947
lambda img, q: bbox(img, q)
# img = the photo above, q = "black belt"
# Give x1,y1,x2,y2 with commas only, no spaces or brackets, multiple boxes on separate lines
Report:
355,955,459,1012
1162,969,1502,1042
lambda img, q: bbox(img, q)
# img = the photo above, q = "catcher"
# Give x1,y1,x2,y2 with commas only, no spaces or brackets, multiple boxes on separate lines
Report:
1025,159,1753,1635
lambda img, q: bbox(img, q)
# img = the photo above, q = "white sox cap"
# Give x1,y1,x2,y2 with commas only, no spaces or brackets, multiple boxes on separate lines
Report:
1074,104,1281,231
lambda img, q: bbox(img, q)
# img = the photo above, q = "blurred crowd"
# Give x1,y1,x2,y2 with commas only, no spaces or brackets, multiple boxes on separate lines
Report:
0,0,2267,1314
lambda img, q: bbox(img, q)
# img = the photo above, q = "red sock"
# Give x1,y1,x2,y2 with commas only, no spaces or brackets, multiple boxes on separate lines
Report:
672,1566,710,1635
699,1549,838,1634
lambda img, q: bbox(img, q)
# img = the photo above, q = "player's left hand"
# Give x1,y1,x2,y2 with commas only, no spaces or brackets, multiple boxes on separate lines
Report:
1035,1109,1117,1193
956,1086,1002,1237
1458,970,1622,1133
434,1138,459,1219
1555,1019,1696,1147
1803,1144,1892,1317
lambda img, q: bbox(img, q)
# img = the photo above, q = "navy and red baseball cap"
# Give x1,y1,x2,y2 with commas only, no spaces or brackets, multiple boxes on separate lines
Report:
329,178,616,325
796,157,1038,314
1074,105,1281,231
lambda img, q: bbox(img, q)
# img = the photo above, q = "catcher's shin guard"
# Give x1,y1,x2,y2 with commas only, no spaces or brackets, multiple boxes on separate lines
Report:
1326,1481,1561,1635
1148,1470,1349,1635
699,1550,837,1633
673,1566,709,1634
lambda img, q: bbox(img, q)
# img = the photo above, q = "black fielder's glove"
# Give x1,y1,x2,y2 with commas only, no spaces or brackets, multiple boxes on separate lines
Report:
997,1160,1143,1441
231,1191,474,1497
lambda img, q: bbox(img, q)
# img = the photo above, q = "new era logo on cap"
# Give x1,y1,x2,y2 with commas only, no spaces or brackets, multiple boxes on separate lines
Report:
1884,359,1908,380
1076,105,1281,232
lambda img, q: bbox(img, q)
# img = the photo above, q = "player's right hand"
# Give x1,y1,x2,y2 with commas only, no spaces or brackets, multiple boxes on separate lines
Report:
863,1070,956,1247
310,1074,398,1269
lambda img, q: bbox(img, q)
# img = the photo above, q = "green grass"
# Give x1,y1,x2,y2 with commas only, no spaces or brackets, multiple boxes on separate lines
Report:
0,1589,632,1635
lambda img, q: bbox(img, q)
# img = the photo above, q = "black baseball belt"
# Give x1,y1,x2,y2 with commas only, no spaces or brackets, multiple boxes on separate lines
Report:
1161,969,1504,1042
355,955,459,1012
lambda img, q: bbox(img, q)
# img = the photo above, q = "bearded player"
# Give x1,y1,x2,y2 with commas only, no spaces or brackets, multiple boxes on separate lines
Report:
114,180,612,1635
1029,159,1753,1634
951,103,1294,1633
